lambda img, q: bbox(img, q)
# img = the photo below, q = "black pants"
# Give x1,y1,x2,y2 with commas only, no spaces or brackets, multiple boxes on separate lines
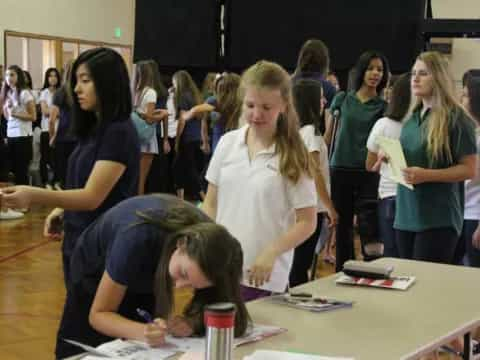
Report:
40,131,52,185
173,139,203,199
0,137,9,182
7,136,32,185
145,136,176,194
378,196,398,258
331,168,380,272
54,141,76,187
289,213,324,287
55,281,155,359
395,227,458,264
452,219,480,267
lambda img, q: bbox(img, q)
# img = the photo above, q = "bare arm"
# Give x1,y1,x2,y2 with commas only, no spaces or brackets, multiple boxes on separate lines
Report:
202,183,218,220
248,207,317,287
89,272,167,346
40,100,50,117
138,102,156,124
11,100,36,122
366,151,379,172
404,154,477,185
3,160,126,210
324,110,334,146
48,105,59,139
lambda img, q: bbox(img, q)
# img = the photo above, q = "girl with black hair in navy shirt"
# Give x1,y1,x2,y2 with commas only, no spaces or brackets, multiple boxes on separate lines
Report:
2,48,140,285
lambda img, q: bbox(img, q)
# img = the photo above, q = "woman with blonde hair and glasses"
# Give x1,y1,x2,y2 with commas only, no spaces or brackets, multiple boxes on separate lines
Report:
394,51,477,263
203,61,317,301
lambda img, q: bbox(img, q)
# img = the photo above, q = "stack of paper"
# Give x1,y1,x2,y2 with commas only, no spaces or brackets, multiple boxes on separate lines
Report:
268,294,353,312
65,324,285,359
335,274,416,290
243,350,354,360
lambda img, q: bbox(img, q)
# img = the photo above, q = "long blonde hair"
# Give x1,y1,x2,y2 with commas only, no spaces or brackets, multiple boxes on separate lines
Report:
239,60,315,183
414,51,466,165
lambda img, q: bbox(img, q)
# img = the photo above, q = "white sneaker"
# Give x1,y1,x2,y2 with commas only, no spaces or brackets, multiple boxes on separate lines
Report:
54,182,62,191
45,184,53,190
0,209,25,220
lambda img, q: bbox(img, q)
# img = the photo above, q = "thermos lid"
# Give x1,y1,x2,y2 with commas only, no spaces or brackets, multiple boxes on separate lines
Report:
204,302,236,328
205,302,235,313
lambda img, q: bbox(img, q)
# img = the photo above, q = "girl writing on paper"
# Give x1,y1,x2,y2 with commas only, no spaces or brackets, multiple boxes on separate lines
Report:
55,194,250,358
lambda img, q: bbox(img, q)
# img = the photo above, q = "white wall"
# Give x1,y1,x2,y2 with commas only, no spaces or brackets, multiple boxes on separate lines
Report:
431,0,480,83
0,0,135,64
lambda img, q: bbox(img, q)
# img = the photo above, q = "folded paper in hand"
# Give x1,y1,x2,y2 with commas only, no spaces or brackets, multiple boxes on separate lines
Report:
376,136,413,190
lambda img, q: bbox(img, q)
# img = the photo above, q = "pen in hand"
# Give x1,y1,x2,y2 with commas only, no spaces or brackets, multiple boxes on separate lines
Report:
137,308,168,347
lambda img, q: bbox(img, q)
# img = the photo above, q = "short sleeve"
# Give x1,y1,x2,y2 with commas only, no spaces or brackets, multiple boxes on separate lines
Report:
329,91,346,113
301,126,322,153
39,89,48,103
205,132,231,185
106,227,149,286
20,90,34,105
286,174,317,210
97,121,137,165
451,111,477,162
142,88,157,106
179,92,195,111
206,96,217,107
366,118,386,153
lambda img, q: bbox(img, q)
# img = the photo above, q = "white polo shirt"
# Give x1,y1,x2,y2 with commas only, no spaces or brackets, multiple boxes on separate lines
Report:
299,124,330,213
39,88,55,132
6,89,35,138
366,116,403,199
206,125,317,292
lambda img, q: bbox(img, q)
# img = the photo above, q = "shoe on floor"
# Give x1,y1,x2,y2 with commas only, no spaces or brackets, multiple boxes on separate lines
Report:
45,184,53,190
0,209,25,220
54,182,62,191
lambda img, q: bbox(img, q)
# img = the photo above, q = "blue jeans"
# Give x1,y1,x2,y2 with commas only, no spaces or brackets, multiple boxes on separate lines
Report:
378,196,398,257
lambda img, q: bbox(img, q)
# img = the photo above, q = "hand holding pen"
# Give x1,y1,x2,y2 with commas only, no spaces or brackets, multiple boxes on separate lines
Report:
137,308,167,347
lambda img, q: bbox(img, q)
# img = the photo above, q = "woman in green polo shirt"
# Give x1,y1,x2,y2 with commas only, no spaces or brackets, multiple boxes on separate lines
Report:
326,50,389,272
395,51,477,264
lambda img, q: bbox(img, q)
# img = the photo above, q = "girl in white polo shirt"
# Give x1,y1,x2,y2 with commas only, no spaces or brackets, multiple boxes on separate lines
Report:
39,67,61,187
203,60,317,300
1,65,37,186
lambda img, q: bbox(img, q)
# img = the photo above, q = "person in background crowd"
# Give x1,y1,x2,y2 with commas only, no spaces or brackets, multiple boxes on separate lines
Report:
39,67,61,188
452,69,480,267
325,50,389,271
366,73,412,258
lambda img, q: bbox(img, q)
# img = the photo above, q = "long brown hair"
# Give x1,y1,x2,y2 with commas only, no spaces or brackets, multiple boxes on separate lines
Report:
132,60,155,107
137,195,250,337
413,51,468,165
172,70,202,118
239,60,315,183
216,73,241,131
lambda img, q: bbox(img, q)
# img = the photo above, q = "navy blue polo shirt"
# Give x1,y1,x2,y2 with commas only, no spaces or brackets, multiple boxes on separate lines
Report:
63,118,140,246
70,195,171,293
291,71,337,108
179,92,201,142
52,87,75,143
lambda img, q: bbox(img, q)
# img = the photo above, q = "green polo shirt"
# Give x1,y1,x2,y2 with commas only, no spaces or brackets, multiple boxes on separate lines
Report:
394,107,477,236
330,91,386,168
